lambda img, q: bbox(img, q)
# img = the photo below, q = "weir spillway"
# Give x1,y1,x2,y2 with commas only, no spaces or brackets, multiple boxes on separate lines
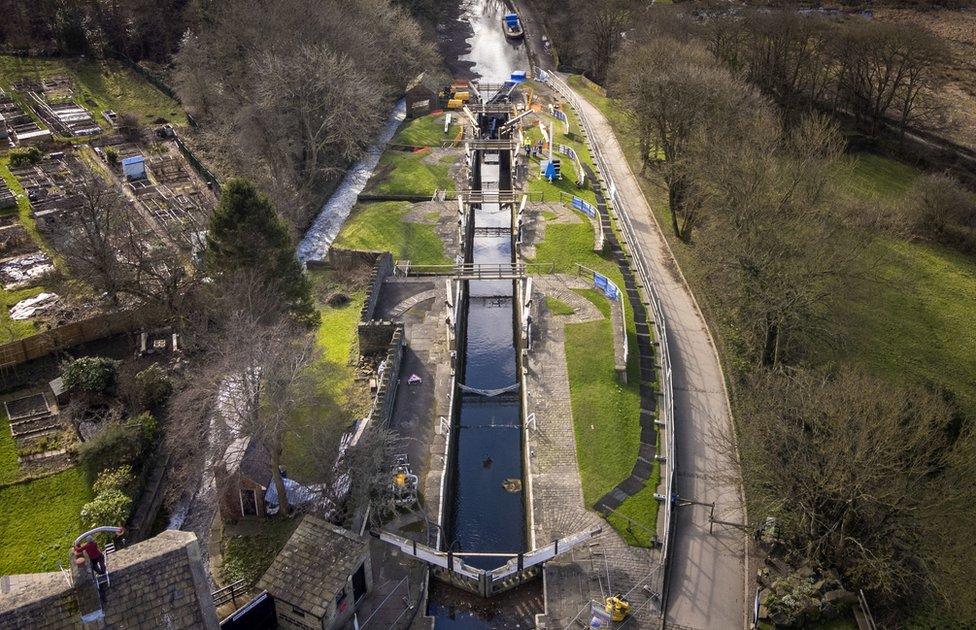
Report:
443,109,526,566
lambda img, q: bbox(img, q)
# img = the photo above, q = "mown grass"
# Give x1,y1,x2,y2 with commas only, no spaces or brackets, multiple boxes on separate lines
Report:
393,112,458,146
541,209,661,543
564,287,658,545
281,274,369,482
0,466,93,574
364,148,454,196
0,410,21,484
334,201,450,265
545,295,575,316
0,55,185,126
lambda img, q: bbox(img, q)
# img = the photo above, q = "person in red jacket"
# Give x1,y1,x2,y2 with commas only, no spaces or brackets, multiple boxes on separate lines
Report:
74,536,105,575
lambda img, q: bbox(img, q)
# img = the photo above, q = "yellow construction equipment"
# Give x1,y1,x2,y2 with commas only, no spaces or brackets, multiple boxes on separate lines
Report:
447,98,463,110
453,90,471,102
604,594,630,622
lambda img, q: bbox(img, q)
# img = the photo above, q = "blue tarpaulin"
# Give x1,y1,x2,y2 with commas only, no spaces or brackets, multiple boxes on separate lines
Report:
571,196,597,218
593,272,620,301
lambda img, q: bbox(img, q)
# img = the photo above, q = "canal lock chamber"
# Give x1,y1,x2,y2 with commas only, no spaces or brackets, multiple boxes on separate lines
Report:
443,117,529,568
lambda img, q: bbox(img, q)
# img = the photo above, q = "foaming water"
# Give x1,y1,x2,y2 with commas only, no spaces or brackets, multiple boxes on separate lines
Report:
296,99,406,264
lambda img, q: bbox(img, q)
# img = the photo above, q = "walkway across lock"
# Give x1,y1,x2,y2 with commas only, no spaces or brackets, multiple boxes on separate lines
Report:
378,527,602,597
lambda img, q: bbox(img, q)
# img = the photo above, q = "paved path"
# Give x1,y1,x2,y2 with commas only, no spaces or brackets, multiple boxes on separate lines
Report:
526,276,659,628
563,81,749,629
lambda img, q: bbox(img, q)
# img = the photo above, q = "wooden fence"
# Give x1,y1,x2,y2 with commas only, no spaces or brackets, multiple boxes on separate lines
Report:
0,309,152,370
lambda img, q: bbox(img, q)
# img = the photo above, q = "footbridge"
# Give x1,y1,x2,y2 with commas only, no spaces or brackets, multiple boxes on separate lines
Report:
378,527,602,597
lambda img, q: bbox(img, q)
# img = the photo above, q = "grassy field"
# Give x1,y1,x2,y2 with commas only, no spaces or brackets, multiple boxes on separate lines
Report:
364,149,454,196
392,112,458,146
0,55,185,126
564,288,658,546
546,295,575,316
0,466,93,574
334,201,450,265
0,410,22,484
282,273,369,482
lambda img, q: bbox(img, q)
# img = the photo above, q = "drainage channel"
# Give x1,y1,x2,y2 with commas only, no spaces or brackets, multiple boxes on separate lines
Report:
426,93,541,627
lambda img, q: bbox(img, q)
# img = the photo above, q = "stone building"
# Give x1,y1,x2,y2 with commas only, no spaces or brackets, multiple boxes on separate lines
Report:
0,530,218,629
257,516,372,630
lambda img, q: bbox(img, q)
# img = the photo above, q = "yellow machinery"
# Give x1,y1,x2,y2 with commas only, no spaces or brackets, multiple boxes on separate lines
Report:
604,594,630,622
447,98,463,110
390,454,419,508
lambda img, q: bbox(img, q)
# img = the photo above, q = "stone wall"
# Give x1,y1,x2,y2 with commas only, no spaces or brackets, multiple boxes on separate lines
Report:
357,320,399,356
0,530,218,630
359,252,394,323
365,325,405,429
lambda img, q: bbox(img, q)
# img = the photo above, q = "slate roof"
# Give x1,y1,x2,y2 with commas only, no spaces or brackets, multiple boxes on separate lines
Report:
257,516,367,620
223,435,272,487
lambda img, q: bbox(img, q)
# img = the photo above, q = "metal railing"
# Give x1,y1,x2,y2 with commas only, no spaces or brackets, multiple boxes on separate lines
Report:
212,579,248,608
541,68,676,613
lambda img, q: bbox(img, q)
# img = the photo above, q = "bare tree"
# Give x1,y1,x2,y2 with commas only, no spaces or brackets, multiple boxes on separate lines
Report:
54,174,199,320
831,21,950,137
738,367,976,607
250,46,383,228
54,175,135,306
610,37,765,240
579,0,631,83
303,419,402,527
694,114,862,367
173,0,437,232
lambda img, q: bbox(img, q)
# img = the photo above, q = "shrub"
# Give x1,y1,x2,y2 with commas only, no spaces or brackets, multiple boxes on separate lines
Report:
118,113,145,143
92,465,134,496
9,146,42,168
900,173,976,251
61,357,121,395
134,364,172,409
80,488,132,528
77,413,155,478
131,411,158,444
104,147,119,165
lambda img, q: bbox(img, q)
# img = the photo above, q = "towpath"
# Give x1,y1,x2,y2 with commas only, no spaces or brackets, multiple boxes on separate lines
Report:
564,77,749,629
513,6,751,623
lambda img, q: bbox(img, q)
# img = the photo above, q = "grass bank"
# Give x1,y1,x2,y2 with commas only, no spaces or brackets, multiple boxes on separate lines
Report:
364,148,454,196
218,517,299,587
334,201,450,265
282,271,369,481
563,288,658,546
392,112,458,146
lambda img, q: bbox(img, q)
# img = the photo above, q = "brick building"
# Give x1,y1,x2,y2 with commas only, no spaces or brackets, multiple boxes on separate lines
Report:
0,530,218,629
257,516,372,630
